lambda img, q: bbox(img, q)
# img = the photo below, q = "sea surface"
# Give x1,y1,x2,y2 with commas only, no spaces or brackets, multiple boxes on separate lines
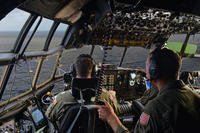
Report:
1,32,200,101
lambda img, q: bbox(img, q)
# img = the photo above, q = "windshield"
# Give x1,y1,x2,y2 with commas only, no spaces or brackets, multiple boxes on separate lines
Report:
168,34,200,71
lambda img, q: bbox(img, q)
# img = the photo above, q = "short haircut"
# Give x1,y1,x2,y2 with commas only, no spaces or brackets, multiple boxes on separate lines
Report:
149,48,181,80
74,54,94,77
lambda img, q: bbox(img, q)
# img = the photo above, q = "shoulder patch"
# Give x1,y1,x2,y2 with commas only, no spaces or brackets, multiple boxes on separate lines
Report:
139,112,150,126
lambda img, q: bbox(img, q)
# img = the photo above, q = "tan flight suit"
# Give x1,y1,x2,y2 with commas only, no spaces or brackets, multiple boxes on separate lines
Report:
117,80,200,133
46,89,119,124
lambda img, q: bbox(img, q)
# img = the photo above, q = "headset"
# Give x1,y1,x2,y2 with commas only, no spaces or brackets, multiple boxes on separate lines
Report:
148,47,160,80
70,54,96,78
148,47,181,80
149,59,160,80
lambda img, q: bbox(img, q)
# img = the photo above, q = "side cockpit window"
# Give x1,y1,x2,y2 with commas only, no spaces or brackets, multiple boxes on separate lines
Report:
25,18,54,51
48,23,68,49
0,8,30,52
0,9,30,101
0,8,71,101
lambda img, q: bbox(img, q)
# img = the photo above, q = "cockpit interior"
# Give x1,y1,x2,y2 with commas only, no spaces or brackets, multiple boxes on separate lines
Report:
0,0,200,132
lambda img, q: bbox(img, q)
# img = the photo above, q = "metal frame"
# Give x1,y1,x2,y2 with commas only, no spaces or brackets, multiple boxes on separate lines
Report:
90,45,95,56
31,22,63,91
20,16,43,55
0,22,71,116
44,21,60,51
0,46,64,66
61,25,76,48
49,25,71,80
50,50,63,80
0,14,70,100
13,14,38,53
0,75,62,113
119,47,128,67
180,33,191,57
0,14,38,100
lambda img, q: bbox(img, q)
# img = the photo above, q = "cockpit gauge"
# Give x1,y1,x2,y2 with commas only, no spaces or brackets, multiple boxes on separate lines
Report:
130,73,136,80
129,72,136,87
129,80,135,87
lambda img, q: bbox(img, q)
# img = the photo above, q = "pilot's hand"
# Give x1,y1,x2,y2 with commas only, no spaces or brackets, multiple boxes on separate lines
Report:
108,90,116,102
98,100,123,133
98,100,115,121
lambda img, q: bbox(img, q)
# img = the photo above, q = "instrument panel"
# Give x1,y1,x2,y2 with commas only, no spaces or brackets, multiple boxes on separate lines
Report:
0,104,47,133
99,64,146,101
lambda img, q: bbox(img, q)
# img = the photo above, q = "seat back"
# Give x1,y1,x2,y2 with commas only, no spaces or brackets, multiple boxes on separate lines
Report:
59,104,112,133
71,78,98,102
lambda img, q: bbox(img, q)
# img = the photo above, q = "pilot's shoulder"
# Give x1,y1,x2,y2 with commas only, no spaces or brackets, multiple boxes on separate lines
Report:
144,98,157,112
144,96,164,114
144,94,175,117
56,90,71,96
55,90,74,101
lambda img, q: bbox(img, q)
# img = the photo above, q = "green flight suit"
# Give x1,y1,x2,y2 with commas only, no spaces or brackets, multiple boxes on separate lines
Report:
46,89,119,124
117,80,200,133
139,87,159,105
135,80,200,133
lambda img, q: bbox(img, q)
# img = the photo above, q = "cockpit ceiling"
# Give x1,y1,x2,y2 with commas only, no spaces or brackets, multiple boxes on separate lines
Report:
2,0,200,48
1,0,200,21
19,0,200,48
88,8,200,47
16,0,200,22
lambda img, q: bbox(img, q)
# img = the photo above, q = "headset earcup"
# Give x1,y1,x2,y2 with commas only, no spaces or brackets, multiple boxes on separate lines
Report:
149,60,159,80
91,65,96,77
70,64,76,78
90,56,96,77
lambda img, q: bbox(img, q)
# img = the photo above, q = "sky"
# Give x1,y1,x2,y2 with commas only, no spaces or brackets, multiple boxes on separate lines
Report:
0,8,67,31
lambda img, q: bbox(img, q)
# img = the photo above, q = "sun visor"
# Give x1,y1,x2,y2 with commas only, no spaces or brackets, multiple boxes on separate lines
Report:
20,0,67,18
55,0,89,23
63,0,112,48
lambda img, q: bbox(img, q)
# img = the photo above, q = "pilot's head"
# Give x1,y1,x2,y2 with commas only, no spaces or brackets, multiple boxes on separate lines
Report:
146,48,181,83
72,54,97,101
74,54,95,78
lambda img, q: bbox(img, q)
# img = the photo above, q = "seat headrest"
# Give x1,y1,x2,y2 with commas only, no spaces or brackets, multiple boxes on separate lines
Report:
72,78,98,102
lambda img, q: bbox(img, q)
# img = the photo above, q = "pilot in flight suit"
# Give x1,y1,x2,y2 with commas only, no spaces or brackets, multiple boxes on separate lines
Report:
98,48,200,133
46,54,119,125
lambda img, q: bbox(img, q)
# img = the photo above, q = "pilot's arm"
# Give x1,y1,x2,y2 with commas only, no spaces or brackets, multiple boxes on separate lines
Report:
99,89,120,114
45,93,62,122
45,91,76,122
134,99,164,133
115,111,157,133
133,112,155,133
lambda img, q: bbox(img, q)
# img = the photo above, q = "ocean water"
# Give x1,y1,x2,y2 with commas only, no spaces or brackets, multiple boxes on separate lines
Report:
1,32,200,101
